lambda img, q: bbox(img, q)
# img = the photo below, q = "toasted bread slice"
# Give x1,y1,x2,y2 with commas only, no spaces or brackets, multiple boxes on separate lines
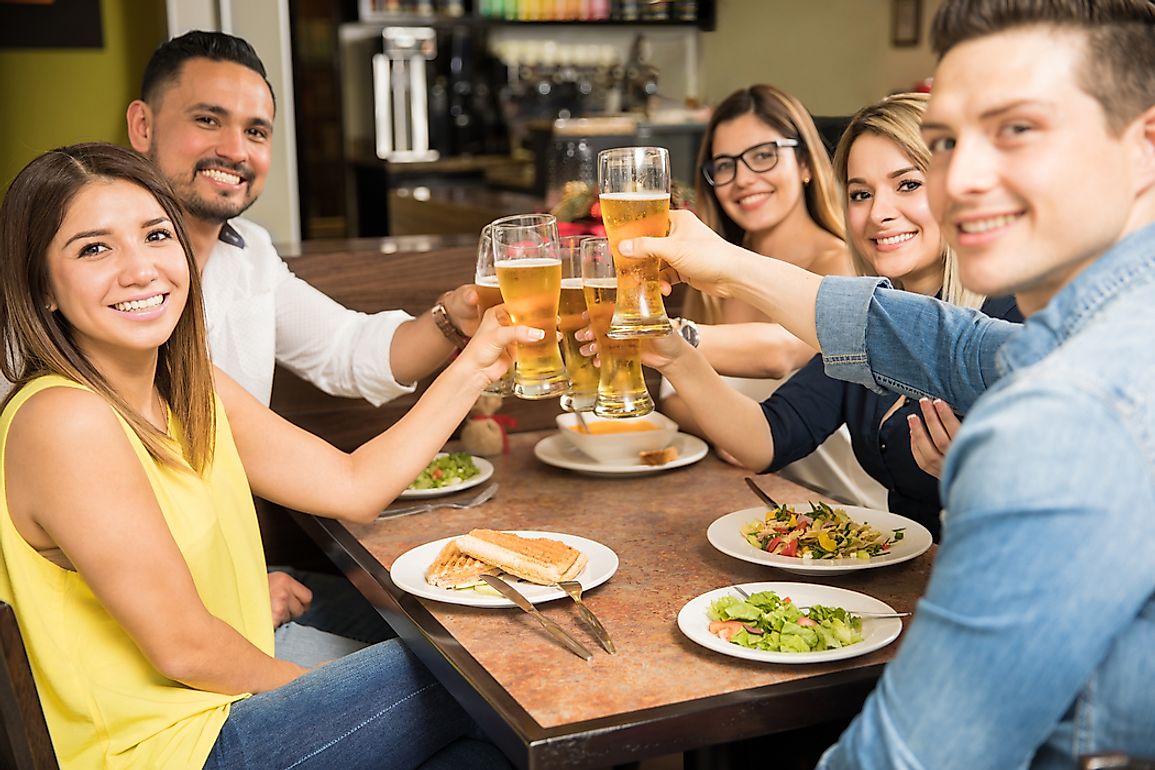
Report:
455,529,586,585
639,446,678,466
425,540,496,589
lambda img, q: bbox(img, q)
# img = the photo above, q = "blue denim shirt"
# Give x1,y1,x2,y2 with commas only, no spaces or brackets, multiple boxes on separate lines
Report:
813,221,1155,770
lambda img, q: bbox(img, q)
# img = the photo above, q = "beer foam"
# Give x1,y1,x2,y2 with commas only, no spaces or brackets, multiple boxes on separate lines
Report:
494,258,562,269
584,278,617,289
598,192,671,202
475,275,500,287
561,277,584,290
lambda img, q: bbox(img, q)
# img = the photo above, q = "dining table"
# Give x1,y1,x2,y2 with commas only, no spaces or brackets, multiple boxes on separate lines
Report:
292,428,935,770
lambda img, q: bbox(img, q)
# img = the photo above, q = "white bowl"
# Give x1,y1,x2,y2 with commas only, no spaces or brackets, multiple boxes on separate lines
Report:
555,412,679,464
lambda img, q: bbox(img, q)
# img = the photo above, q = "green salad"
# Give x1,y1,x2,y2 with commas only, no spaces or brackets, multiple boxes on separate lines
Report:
707,590,864,653
408,453,480,490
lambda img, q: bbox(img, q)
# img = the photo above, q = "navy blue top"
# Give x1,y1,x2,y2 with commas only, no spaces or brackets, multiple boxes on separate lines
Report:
762,296,1023,540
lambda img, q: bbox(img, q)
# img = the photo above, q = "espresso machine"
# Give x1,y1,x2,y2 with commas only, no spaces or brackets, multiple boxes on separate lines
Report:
373,26,440,162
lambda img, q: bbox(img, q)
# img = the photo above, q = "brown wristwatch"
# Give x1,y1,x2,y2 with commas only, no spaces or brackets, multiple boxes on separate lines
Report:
431,301,470,349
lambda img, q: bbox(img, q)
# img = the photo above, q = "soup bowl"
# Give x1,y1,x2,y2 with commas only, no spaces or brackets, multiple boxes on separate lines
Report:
556,411,678,464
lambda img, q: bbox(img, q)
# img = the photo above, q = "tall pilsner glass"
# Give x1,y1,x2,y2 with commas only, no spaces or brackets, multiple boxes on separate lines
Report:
581,237,654,418
492,218,569,400
474,222,516,396
558,235,599,412
598,146,673,339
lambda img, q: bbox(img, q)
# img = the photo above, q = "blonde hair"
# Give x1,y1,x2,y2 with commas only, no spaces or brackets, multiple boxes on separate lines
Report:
831,92,984,309
687,84,845,323
0,143,216,472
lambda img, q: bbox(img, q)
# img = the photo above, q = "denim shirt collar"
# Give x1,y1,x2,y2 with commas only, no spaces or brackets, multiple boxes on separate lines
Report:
996,221,1155,377
218,221,246,249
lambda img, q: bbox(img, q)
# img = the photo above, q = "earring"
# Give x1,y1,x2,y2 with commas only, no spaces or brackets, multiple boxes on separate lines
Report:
803,177,811,185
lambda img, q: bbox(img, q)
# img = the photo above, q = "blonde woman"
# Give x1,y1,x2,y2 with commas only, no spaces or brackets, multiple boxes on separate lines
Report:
642,94,1021,540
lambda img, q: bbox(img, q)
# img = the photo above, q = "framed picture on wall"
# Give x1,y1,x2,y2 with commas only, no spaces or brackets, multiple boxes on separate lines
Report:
891,0,922,47
0,0,104,49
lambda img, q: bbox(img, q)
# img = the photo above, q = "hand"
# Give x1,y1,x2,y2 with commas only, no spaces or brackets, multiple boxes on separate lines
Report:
456,305,545,386
638,328,692,371
441,284,481,338
908,397,962,479
268,571,313,628
619,210,735,298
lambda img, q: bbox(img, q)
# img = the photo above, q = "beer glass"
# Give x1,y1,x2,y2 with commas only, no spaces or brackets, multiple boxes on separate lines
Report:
557,235,598,412
597,146,673,339
474,223,514,396
492,217,569,400
580,237,654,418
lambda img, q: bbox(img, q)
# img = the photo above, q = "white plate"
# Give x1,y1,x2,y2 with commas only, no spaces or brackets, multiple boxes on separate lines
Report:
390,530,619,607
707,504,933,575
399,455,494,499
533,432,708,477
677,581,903,664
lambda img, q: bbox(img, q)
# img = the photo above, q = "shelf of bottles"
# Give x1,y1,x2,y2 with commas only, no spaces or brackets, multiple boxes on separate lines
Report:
359,0,712,27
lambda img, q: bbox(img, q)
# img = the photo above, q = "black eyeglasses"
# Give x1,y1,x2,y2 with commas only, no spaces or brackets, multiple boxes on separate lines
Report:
701,139,800,187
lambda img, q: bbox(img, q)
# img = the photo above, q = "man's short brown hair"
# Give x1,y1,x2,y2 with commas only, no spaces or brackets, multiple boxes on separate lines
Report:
931,0,1155,133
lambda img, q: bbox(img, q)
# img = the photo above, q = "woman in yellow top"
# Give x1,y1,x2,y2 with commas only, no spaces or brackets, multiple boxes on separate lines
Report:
0,143,521,769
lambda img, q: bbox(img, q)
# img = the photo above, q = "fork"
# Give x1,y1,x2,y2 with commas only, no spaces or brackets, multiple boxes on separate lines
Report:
556,580,616,654
376,483,498,520
732,586,909,619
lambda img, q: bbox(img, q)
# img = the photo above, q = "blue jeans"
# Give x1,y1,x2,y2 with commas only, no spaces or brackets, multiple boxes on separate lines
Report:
203,640,511,770
269,566,396,644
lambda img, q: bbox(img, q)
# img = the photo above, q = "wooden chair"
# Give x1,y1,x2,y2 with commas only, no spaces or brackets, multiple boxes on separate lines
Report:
1081,753,1155,770
0,601,58,769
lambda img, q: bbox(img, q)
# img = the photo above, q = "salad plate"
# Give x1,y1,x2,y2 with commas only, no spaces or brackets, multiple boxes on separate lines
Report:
533,432,708,477
399,454,494,499
389,531,619,607
706,504,932,575
677,581,903,664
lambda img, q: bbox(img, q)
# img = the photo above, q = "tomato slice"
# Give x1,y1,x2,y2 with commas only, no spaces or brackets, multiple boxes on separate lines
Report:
780,539,799,557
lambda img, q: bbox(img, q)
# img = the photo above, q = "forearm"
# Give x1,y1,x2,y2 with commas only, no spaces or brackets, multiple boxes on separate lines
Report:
387,309,459,385
660,349,775,469
697,322,816,379
717,256,823,351
165,615,307,695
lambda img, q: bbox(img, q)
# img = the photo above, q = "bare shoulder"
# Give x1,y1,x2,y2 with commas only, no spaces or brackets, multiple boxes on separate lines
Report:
812,239,854,277
8,385,128,459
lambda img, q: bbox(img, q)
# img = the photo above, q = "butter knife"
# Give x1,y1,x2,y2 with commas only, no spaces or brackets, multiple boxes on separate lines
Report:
556,580,616,654
479,575,593,661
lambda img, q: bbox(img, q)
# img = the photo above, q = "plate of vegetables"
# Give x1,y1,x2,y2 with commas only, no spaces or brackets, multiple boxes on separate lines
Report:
399,452,494,499
706,503,932,575
677,582,903,664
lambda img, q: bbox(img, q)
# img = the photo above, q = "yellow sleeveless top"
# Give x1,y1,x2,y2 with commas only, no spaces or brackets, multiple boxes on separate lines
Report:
0,376,274,769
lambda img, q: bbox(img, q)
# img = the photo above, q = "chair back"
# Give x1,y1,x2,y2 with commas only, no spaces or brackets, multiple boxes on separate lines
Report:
0,601,58,769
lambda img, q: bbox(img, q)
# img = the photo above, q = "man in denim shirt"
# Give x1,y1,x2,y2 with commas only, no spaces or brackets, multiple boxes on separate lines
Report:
621,0,1155,766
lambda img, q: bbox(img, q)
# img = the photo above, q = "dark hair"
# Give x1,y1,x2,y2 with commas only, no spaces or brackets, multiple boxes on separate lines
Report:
931,0,1155,133
0,143,215,472
140,30,275,110
692,84,844,247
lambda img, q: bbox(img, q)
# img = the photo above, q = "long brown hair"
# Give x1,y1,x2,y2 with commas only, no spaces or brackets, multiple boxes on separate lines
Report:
832,93,984,309
0,143,215,472
693,84,845,247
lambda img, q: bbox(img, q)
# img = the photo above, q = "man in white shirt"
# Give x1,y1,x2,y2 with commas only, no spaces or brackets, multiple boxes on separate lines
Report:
125,30,480,661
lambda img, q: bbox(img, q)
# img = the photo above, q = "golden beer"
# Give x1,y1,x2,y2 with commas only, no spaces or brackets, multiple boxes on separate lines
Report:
558,278,599,411
583,278,654,418
599,191,673,339
496,257,569,399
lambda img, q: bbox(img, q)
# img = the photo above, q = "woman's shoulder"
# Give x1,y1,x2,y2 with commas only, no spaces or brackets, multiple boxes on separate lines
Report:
7,379,125,451
810,239,854,277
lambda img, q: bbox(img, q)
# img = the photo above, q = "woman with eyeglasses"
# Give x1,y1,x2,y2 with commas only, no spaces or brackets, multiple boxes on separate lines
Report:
640,93,1021,540
660,84,886,510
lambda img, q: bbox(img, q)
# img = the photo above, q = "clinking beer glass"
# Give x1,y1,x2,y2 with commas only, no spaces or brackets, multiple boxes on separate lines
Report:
474,222,514,397
558,235,599,412
492,218,569,400
598,146,673,339
581,237,654,418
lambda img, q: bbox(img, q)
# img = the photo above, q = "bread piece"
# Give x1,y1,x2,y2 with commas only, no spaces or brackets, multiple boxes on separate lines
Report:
639,446,679,466
455,529,586,585
425,540,497,589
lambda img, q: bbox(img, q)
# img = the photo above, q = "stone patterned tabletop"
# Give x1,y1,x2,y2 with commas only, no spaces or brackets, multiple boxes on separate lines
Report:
346,430,934,730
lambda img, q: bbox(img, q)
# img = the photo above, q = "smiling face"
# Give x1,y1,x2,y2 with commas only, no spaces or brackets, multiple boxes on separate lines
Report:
45,179,189,371
129,57,274,226
845,133,943,295
922,27,1143,313
709,113,809,238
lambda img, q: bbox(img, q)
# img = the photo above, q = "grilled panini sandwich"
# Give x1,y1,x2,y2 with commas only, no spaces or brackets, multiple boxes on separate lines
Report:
454,529,588,585
424,540,497,589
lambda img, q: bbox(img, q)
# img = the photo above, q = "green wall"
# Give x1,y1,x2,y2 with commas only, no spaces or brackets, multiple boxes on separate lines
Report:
0,0,168,191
